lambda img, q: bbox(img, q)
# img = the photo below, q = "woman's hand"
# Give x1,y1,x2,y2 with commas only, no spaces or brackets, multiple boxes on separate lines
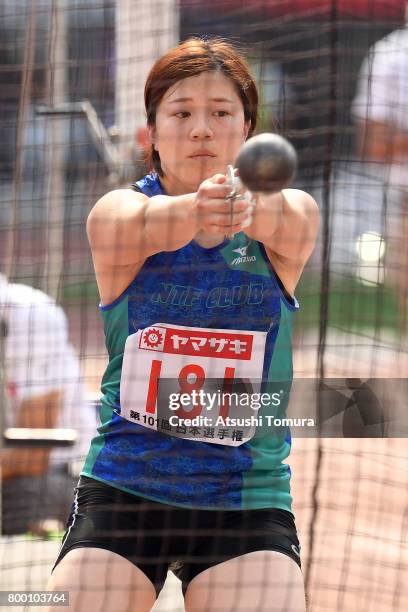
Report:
194,173,254,235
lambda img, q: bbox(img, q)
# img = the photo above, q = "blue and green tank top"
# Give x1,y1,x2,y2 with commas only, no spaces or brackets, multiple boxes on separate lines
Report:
82,172,299,512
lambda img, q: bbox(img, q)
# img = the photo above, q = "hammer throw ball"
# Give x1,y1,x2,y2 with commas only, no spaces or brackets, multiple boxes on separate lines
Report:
236,133,297,193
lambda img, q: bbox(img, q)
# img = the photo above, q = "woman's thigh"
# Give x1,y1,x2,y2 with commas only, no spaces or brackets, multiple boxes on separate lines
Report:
45,547,157,612
184,550,306,612
52,476,172,596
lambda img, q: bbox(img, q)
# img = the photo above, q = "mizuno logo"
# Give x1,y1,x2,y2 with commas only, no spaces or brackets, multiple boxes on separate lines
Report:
231,242,256,265
232,245,249,257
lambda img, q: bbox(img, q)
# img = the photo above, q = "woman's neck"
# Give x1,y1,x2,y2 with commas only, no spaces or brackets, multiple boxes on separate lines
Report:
159,173,195,197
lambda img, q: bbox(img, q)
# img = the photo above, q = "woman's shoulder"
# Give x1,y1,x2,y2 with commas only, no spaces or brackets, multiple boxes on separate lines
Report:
281,188,318,213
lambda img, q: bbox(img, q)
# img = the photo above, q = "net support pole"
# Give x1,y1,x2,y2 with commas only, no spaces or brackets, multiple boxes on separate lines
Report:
0,328,8,534
43,0,68,300
115,0,179,176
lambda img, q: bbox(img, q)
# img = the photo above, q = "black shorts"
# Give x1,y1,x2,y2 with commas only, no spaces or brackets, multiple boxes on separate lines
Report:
53,476,302,597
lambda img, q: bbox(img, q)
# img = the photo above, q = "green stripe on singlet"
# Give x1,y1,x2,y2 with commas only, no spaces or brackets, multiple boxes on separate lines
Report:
82,295,129,474
241,302,294,510
267,303,294,381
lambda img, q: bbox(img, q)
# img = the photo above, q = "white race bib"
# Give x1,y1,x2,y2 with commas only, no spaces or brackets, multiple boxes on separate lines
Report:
120,323,267,446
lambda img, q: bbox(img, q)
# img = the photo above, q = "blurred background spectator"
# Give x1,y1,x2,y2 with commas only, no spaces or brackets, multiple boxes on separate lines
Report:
352,2,408,332
0,272,95,535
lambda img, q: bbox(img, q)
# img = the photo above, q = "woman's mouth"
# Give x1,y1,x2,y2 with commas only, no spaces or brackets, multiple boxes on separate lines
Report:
188,150,217,159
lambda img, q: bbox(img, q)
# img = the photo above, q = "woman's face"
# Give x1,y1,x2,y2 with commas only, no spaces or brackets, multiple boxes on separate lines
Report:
149,71,250,194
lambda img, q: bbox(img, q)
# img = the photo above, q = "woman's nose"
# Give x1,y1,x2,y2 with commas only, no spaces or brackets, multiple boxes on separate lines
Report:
189,118,213,140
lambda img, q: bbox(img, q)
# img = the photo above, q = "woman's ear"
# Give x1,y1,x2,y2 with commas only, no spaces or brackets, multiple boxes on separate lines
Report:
243,120,251,141
136,126,152,154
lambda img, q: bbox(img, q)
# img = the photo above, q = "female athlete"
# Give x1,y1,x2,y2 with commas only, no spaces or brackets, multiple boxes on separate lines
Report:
46,37,319,612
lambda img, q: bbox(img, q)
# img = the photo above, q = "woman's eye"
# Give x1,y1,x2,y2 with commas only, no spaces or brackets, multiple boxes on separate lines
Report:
175,111,190,118
214,111,229,117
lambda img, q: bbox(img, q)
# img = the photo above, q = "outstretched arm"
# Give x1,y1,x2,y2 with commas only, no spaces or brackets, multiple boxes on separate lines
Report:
243,189,319,264
86,176,252,304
